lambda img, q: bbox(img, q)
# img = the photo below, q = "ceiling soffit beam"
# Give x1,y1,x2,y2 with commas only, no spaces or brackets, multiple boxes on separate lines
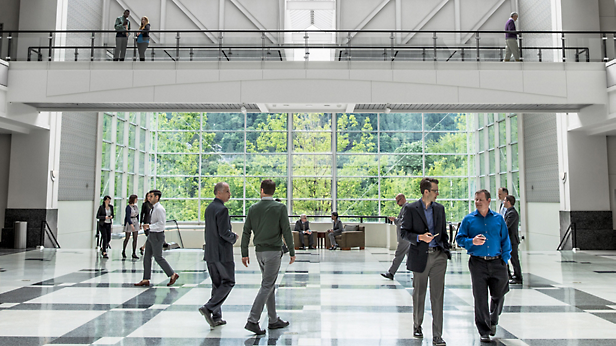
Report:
114,0,161,43
228,0,277,44
345,104,355,113
219,0,225,30
402,0,450,44
348,0,391,42
0,118,30,134
287,1,335,11
170,0,218,44
461,0,507,43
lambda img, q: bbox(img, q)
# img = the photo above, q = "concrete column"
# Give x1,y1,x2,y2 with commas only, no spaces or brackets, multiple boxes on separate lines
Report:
556,113,614,250
1,112,62,248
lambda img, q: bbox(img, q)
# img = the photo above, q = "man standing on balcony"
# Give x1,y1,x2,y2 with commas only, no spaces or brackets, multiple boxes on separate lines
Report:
199,182,238,329
242,179,295,335
380,193,410,280
400,178,450,346
504,12,520,62
114,9,131,61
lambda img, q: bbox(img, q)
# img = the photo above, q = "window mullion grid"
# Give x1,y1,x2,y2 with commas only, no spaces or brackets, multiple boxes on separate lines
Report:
332,112,337,213
377,112,381,216
198,112,203,223
287,112,293,215
109,114,117,203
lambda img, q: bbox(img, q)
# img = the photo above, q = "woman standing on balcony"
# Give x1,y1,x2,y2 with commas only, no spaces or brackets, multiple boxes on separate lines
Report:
137,16,150,61
96,196,114,259
123,194,140,259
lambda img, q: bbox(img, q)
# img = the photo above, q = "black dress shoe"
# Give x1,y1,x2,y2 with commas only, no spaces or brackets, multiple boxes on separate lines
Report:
268,317,290,329
198,306,215,328
298,246,305,250
433,336,446,346
490,324,497,336
509,279,523,285
413,326,423,338
245,321,266,335
214,319,227,326
309,246,315,249
480,335,491,343
381,272,394,280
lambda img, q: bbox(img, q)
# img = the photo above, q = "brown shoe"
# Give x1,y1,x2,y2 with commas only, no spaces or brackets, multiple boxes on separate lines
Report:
134,280,150,287
167,273,179,286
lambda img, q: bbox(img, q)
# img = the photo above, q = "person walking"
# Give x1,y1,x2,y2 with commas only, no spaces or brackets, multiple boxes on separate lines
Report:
122,194,140,259
504,195,522,284
381,193,410,280
139,191,152,256
198,182,238,329
456,189,512,343
400,178,451,346
134,190,180,287
114,9,131,61
241,179,295,335
96,196,114,259
504,12,520,62
136,16,150,61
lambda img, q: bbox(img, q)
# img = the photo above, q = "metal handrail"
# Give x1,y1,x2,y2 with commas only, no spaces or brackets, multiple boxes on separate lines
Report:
557,222,576,251
40,220,61,249
2,28,614,62
165,219,184,248
229,214,391,224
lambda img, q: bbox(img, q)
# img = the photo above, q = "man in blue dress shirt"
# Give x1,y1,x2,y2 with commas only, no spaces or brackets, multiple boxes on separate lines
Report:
456,189,511,343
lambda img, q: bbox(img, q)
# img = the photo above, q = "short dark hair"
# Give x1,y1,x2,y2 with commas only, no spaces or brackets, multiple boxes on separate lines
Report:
420,178,439,195
475,189,491,200
332,211,338,218
505,195,516,206
128,194,138,204
214,182,226,195
499,187,509,194
102,195,111,203
261,179,276,195
149,189,162,199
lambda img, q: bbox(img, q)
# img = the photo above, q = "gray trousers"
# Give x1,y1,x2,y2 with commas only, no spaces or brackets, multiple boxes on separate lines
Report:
328,230,342,247
142,232,174,280
114,36,128,60
248,251,282,324
388,229,410,275
412,250,448,338
504,38,520,61
137,42,149,61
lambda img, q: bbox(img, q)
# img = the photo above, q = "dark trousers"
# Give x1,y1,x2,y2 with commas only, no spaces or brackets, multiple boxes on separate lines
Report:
204,261,236,321
299,231,314,247
507,241,523,280
100,223,111,253
468,256,509,336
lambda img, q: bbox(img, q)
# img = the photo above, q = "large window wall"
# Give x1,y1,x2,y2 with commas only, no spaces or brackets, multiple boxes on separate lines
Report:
100,112,518,224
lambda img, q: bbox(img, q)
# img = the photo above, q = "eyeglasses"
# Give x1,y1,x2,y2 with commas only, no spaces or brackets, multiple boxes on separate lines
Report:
430,189,439,193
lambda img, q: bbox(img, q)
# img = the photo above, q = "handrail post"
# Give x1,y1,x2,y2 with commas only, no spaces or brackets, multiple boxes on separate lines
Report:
518,33,523,61
90,32,95,61
132,35,137,61
261,32,265,61
175,31,180,61
475,32,480,61
189,47,194,61
347,32,352,61
613,33,616,61
572,222,577,249
390,31,394,61
218,33,223,61
561,32,566,62
0,32,3,60
48,31,53,61
7,32,13,61
151,47,155,61
27,48,31,61
538,48,542,62
602,33,608,62
304,31,309,61
74,47,78,61
433,32,437,61
40,221,46,248
461,47,465,61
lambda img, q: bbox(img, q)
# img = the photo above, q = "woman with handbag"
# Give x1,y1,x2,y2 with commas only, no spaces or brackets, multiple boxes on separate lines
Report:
122,194,140,259
96,196,114,259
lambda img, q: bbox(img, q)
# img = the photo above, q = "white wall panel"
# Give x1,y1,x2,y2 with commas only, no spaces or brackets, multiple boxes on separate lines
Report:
525,202,560,251
57,200,95,248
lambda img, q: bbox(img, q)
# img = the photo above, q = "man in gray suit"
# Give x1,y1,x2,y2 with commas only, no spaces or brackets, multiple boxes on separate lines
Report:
504,195,522,284
401,178,451,346
199,182,238,328
381,193,409,280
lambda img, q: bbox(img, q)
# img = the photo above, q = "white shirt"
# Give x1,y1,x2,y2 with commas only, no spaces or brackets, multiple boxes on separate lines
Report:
149,202,166,233
499,201,507,217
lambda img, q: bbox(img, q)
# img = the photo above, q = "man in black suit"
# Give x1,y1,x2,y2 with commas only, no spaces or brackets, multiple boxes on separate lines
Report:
294,214,313,249
504,195,522,284
199,182,238,329
401,178,451,346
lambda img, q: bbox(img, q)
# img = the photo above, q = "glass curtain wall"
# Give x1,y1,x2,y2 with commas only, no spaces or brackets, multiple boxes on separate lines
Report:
101,112,521,224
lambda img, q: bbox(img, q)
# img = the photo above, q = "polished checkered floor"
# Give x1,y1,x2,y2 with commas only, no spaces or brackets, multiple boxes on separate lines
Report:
1,244,616,345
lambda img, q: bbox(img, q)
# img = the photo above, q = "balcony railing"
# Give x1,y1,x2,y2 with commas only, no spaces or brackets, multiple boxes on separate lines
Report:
0,29,615,63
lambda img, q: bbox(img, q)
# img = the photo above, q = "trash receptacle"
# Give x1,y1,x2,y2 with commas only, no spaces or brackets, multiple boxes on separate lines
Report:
14,221,27,249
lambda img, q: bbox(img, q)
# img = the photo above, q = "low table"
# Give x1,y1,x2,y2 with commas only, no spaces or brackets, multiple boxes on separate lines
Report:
316,232,327,249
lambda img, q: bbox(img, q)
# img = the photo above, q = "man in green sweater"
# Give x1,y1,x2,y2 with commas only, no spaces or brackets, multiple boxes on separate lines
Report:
242,179,296,335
